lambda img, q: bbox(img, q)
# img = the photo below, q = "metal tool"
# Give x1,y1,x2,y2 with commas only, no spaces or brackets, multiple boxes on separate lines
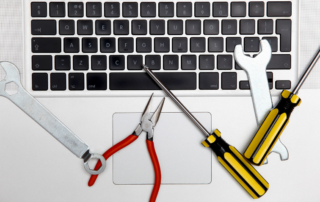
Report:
88,94,164,202
0,62,106,175
234,39,289,164
241,48,320,166
144,65,269,199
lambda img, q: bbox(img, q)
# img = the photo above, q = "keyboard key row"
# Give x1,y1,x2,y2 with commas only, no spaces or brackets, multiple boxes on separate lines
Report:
32,72,291,91
31,2,292,18
31,19,289,36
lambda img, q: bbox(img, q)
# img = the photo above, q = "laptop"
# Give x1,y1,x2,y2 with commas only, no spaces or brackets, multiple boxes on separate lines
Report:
0,0,320,201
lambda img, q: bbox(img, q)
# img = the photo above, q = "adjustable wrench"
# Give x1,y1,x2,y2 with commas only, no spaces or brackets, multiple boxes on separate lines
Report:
234,39,289,164
0,62,106,174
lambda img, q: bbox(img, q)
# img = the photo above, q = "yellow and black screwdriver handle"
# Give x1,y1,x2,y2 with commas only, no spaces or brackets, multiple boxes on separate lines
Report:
244,90,302,166
202,129,269,199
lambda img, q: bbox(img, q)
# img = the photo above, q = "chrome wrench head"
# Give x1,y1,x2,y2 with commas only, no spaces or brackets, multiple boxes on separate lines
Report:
0,61,106,175
234,40,289,164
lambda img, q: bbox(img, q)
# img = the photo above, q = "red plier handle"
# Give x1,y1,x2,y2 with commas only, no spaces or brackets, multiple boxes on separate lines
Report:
88,135,161,202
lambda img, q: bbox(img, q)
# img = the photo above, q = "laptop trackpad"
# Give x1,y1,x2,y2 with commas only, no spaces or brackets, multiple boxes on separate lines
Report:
113,113,212,185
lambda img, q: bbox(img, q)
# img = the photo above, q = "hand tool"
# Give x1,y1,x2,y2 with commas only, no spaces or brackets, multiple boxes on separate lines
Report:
0,62,106,174
144,65,269,199
88,94,164,202
242,49,320,166
234,39,289,164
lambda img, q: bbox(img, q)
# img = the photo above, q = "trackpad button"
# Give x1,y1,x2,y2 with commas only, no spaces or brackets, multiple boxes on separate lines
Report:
113,113,212,184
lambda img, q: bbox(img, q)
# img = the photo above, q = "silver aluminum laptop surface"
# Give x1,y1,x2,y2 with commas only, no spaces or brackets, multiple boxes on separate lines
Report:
1,0,320,201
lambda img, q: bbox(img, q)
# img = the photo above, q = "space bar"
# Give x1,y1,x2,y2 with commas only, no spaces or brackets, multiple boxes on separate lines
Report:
110,73,196,90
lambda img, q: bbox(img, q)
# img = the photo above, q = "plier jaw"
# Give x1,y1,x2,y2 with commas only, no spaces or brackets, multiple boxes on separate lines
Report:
134,94,165,140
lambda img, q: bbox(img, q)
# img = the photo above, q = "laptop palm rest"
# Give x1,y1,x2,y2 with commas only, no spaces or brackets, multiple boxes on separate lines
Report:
113,112,212,185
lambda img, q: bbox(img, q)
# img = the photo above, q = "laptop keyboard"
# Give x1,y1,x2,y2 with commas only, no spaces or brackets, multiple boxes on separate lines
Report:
29,1,294,94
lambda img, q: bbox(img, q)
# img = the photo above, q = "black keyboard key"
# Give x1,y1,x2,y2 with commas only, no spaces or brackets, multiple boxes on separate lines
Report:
64,38,79,53
213,2,228,17
100,38,116,53
235,54,250,70
217,55,232,70
239,81,250,90
226,37,241,52
204,20,219,35
186,20,201,35
91,55,107,70
267,2,291,17
263,37,278,52
267,72,274,89
163,55,179,70
208,37,224,52
199,73,219,90
222,72,237,90
240,20,255,35
231,2,246,17
136,37,152,53
181,55,196,70
277,19,291,52
32,38,61,53
82,38,97,53
31,2,47,17
87,2,102,17
141,2,156,17
123,2,138,17
150,20,165,35
118,37,134,53
87,73,107,90
77,20,93,35
177,2,192,17
222,20,237,35
32,20,56,35
55,55,71,70
267,54,291,69
258,19,273,34
32,55,52,70
249,2,264,17
59,20,75,35
127,55,143,70
114,20,129,35
110,55,125,70
105,2,120,17
172,37,187,53
96,20,111,35
145,55,161,70
244,37,260,52
69,73,84,90
68,2,84,17
50,2,65,17
132,20,147,35
159,2,174,17
32,73,48,91
168,20,183,35
154,37,170,52
276,80,291,89
51,73,66,91
195,2,210,17
190,37,205,52
199,55,214,70
110,73,196,90
73,55,89,70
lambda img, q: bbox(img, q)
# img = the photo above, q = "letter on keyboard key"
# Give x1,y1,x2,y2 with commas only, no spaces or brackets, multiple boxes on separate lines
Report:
222,72,237,90
150,20,165,35
110,73,196,90
199,73,219,90
32,20,56,35
277,20,291,52
73,55,89,70
96,20,111,35
60,20,75,35
110,55,125,70
168,20,183,35
32,38,61,53
91,55,107,70
154,37,170,52
172,37,187,52
64,38,79,53
222,20,237,35
163,55,179,70
87,73,107,90
100,38,116,53
51,73,66,91
145,55,161,70
69,73,84,90
186,20,201,35
132,20,147,35
127,55,143,70
267,54,291,69
31,2,47,17
136,37,152,53
204,20,219,35
105,2,120,17
114,20,129,35
77,20,93,35
32,73,48,91
82,38,98,53
208,37,224,52
268,2,291,17
181,55,196,70
32,55,52,71
118,38,134,53
190,37,205,52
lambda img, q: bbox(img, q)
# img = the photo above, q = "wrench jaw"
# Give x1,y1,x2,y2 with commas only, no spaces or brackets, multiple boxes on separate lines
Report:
0,62,22,98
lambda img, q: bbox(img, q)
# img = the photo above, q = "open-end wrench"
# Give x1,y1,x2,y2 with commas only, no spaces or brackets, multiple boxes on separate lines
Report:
234,39,289,164
0,62,106,175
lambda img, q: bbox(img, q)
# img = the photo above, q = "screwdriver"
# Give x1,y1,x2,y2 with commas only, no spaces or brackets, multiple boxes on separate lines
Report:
244,49,320,166
144,65,269,199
